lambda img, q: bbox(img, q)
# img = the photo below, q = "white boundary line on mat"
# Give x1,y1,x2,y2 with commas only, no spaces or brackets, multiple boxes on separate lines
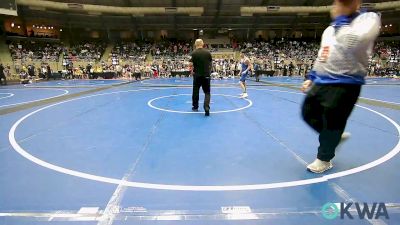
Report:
0,89,69,108
23,80,128,88
0,93,14,100
148,93,252,114
8,87,400,191
359,97,400,105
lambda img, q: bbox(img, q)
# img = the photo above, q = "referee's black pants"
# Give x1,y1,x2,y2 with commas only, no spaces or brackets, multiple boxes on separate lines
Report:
302,84,361,162
192,75,211,111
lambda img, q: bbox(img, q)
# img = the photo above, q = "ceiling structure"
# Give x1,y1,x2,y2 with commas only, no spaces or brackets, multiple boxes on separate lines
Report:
10,0,400,31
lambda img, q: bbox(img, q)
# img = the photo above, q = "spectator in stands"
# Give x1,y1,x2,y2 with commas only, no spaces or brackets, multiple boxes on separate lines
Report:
254,60,261,82
19,70,28,81
46,64,52,80
0,63,6,85
28,65,35,79
289,62,294,76
86,64,93,79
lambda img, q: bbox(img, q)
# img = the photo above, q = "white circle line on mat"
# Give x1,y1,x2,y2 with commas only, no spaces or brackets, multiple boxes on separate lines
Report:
8,87,400,191
147,94,252,114
0,93,14,100
359,97,400,105
0,89,69,108
140,79,238,86
253,87,400,105
23,80,126,88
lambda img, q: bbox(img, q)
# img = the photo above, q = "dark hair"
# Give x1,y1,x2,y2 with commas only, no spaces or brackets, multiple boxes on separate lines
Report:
338,0,357,5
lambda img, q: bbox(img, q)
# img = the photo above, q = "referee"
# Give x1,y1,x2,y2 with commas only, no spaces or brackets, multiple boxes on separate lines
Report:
189,39,212,116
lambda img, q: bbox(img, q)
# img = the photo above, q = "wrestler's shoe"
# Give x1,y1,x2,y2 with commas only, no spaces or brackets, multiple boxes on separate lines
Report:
341,132,351,142
336,132,351,152
307,159,333,174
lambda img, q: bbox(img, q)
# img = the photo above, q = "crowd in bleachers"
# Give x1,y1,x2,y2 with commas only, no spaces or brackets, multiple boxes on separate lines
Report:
8,40,63,61
108,42,151,79
3,38,400,83
149,56,190,77
9,63,54,84
66,41,107,61
110,41,192,60
107,41,194,78
111,42,150,61
151,41,192,57
237,39,399,77
238,39,319,76
369,41,400,76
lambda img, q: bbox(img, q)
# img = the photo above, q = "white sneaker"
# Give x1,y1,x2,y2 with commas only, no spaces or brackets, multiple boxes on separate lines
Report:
337,132,351,152
239,93,244,97
307,159,333,173
341,132,351,142
241,93,248,98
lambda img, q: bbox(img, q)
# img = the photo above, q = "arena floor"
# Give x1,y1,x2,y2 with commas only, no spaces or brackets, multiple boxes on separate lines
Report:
0,76,399,225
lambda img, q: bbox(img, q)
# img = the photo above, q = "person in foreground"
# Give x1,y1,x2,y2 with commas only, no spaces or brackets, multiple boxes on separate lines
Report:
301,0,381,173
190,39,212,116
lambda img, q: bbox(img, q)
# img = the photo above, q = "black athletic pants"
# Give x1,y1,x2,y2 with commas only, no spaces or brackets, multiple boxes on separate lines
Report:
0,73,6,85
302,84,361,162
255,71,260,82
192,75,211,111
